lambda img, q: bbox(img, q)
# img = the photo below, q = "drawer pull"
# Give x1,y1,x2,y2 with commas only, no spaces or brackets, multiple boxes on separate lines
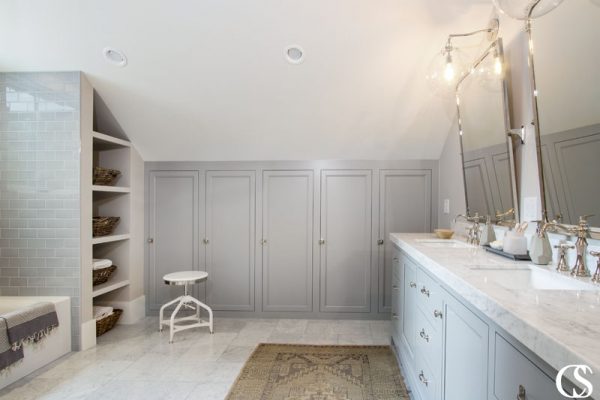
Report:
409,282,417,288
433,309,443,319
419,329,430,342
393,257,399,261
517,384,526,400
392,285,399,289
392,313,400,320
418,370,429,386
420,286,430,297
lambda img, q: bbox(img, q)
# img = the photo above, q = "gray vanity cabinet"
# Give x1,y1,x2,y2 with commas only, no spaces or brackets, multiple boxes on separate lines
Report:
378,170,432,312
205,170,256,311
319,170,372,313
147,170,201,312
442,289,489,400
261,170,314,312
392,245,572,400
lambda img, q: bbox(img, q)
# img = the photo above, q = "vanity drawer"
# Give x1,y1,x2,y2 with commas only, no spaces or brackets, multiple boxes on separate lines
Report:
493,333,566,400
414,307,442,376
414,353,440,400
416,267,443,330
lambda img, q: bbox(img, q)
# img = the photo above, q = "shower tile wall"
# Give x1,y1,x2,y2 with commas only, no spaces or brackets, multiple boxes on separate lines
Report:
0,72,81,349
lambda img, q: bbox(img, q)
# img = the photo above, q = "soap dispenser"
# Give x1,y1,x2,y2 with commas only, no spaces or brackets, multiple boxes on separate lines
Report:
529,220,552,265
479,215,496,246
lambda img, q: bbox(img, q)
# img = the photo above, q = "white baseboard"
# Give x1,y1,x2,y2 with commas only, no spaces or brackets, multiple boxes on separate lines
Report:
95,295,146,325
80,319,97,351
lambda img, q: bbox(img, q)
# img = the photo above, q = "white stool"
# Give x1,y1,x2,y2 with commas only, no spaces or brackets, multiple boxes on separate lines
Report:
159,271,214,343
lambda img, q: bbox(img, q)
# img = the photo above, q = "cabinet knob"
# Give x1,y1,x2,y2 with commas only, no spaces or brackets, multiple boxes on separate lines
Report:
392,313,399,320
418,370,429,386
420,286,430,297
377,239,384,245
433,309,443,319
392,285,399,289
319,239,325,245
260,239,267,245
409,282,417,288
393,257,399,261
517,384,526,400
203,238,210,245
419,328,430,342
147,238,154,244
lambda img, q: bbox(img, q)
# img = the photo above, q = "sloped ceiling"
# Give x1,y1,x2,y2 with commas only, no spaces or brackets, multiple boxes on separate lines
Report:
0,0,495,161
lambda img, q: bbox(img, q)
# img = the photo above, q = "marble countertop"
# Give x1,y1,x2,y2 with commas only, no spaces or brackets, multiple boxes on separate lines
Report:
390,233,600,388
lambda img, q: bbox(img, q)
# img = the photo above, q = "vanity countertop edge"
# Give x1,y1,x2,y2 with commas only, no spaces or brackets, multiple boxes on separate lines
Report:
390,232,600,388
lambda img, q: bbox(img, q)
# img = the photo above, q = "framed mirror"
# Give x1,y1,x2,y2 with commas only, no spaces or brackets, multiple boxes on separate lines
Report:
457,38,519,224
529,0,600,229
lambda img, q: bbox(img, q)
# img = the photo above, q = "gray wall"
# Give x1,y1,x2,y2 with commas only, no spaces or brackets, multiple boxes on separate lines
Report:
0,72,81,348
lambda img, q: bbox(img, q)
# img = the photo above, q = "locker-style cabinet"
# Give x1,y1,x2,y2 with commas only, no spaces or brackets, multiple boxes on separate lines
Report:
146,162,436,317
261,170,314,312
319,170,373,313
147,170,201,312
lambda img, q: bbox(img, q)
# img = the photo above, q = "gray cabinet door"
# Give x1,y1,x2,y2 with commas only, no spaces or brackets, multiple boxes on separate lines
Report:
147,170,199,312
378,170,432,312
205,170,256,311
320,170,372,313
262,170,314,312
443,291,489,400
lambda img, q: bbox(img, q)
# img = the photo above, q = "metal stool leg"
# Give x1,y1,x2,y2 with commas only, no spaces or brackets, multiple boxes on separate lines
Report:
159,296,182,332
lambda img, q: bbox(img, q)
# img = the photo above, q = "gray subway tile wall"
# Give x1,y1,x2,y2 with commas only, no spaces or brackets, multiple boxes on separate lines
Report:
0,71,81,349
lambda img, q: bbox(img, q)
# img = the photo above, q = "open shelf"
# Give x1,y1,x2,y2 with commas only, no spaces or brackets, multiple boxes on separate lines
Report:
92,185,131,193
92,131,130,150
92,234,130,245
92,279,130,298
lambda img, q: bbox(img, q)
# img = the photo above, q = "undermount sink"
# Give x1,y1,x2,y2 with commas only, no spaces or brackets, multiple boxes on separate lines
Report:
476,265,599,291
415,239,474,249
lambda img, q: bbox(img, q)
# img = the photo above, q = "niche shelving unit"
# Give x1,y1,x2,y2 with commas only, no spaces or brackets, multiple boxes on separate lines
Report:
80,77,145,350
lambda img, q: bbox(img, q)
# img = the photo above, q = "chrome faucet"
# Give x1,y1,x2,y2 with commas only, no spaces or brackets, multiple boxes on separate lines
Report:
591,251,600,283
454,213,482,245
553,242,574,272
543,215,593,277
495,208,516,227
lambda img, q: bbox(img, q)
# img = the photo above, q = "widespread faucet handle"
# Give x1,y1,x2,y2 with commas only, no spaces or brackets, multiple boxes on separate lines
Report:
590,250,600,283
554,242,574,272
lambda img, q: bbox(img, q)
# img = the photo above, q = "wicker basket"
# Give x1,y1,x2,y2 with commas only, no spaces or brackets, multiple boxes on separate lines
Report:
96,309,123,337
93,166,121,186
92,216,120,237
92,265,117,286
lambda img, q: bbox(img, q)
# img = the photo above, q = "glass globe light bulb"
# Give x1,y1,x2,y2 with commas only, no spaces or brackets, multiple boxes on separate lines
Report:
492,0,564,20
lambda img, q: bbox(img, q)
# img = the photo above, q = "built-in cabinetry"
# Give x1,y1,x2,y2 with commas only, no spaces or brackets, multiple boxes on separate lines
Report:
391,245,575,400
79,77,145,350
145,163,436,317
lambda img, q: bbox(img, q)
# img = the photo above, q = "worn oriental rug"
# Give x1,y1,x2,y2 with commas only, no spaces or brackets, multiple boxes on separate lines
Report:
226,343,410,400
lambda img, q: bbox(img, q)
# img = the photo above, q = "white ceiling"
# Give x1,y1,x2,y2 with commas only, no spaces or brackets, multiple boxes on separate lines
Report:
0,0,495,161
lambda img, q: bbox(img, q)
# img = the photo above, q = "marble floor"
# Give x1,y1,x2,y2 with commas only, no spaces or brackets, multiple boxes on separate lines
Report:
0,317,391,400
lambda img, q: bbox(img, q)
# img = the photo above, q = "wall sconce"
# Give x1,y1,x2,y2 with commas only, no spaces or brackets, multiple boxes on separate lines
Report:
427,19,499,96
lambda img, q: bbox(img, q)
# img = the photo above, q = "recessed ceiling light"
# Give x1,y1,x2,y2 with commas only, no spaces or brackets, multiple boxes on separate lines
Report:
103,47,127,67
285,45,304,64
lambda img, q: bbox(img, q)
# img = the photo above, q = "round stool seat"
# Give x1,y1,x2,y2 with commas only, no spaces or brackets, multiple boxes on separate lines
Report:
163,271,208,286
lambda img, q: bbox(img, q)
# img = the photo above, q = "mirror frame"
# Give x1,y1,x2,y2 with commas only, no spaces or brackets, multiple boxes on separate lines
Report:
526,5,600,237
456,38,520,225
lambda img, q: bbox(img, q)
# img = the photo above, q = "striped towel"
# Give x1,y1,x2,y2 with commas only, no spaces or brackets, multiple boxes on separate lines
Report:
1,302,59,351
0,319,23,372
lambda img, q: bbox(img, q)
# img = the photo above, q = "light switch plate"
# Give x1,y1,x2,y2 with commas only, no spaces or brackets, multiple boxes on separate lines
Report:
523,197,538,221
443,199,450,215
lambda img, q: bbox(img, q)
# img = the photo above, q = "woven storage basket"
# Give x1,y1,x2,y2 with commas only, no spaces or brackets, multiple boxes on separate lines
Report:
96,309,123,337
93,166,121,186
92,265,117,286
92,216,120,237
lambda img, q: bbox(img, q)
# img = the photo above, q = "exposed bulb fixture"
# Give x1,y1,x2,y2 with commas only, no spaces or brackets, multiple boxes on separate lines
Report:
444,51,455,82
494,50,503,75
492,0,564,20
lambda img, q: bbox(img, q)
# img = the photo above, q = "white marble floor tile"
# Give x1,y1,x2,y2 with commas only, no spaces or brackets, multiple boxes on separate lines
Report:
0,316,392,400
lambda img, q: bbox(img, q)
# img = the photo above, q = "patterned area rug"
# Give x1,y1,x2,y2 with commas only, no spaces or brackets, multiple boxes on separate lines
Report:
226,344,409,400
